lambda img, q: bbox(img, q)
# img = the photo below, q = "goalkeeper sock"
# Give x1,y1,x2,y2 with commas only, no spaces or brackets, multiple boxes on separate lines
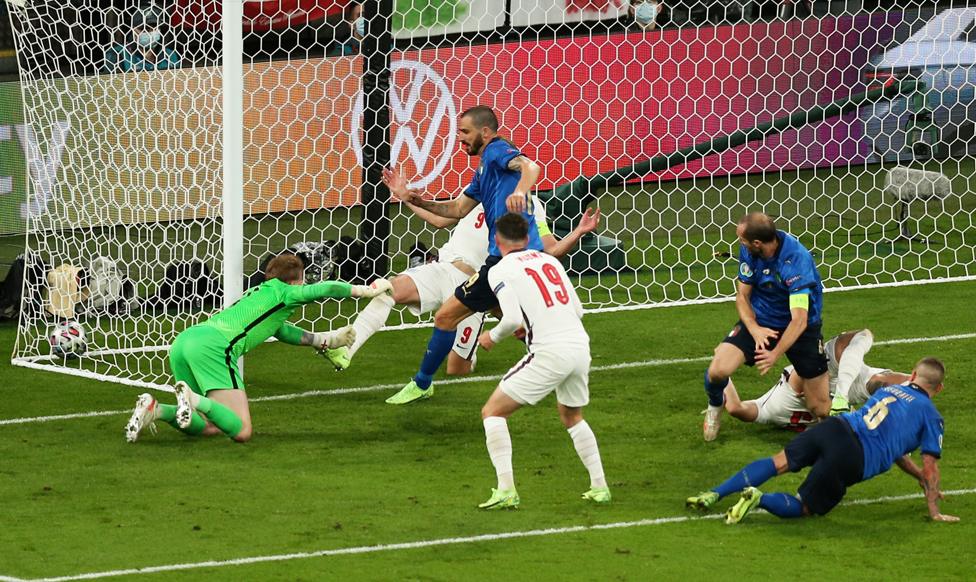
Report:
713,457,777,499
193,395,243,438
835,330,873,399
568,420,607,488
158,403,206,435
349,293,395,357
704,370,729,407
758,492,805,518
414,327,456,390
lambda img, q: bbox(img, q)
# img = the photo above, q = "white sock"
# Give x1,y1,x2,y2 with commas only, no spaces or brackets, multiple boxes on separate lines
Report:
348,293,395,357
835,330,873,399
568,420,607,489
483,416,515,490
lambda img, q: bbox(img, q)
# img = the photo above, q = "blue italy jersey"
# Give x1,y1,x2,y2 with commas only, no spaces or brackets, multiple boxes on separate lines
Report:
463,137,543,257
841,384,944,481
737,231,823,329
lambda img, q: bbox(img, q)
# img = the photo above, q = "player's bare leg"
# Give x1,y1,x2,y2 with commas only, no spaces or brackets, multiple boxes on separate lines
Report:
798,372,830,418
702,343,746,441
324,276,407,371
559,404,611,504
387,296,475,404
175,386,252,442
723,380,760,422
478,387,522,509
446,351,475,375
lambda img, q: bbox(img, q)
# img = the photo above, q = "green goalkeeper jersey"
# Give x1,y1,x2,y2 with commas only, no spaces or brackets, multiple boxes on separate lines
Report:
200,278,352,359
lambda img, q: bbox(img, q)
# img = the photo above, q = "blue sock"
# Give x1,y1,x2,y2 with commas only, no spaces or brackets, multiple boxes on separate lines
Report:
759,492,805,518
704,370,728,407
712,457,777,499
413,328,456,390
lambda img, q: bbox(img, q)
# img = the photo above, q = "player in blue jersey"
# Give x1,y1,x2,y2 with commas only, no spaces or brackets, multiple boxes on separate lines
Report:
701,212,829,441
381,105,544,404
687,357,958,523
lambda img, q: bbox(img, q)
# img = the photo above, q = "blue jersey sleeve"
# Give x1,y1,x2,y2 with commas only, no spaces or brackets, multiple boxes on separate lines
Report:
920,407,944,458
493,143,522,170
737,246,757,285
780,252,817,293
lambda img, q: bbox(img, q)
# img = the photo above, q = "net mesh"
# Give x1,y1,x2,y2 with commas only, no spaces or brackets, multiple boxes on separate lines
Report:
6,0,975,387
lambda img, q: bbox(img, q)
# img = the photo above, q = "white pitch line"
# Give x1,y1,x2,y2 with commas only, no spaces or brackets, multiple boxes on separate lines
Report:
2,331,973,428
23,487,976,582
0,575,26,582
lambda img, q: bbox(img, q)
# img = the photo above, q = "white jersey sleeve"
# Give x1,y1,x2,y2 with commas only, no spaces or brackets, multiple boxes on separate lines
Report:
487,250,588,351
438,203,489,269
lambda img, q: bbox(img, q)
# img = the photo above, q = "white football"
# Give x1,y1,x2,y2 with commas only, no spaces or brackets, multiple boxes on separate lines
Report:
49,320,87,358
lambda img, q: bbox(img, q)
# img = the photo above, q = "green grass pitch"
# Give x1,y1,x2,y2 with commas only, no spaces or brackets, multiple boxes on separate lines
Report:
1,280,974,580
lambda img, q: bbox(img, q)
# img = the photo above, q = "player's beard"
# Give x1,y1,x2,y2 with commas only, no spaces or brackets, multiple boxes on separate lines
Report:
464,135,484,156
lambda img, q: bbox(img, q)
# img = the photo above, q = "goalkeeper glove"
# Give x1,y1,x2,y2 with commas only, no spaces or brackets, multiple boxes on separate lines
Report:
351,278,394,299
311,326,356,351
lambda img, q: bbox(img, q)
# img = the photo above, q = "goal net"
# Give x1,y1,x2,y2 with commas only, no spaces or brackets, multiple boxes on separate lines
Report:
6,0,975,388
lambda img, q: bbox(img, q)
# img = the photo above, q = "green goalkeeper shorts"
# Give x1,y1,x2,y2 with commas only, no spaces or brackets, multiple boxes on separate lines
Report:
169,325,244,395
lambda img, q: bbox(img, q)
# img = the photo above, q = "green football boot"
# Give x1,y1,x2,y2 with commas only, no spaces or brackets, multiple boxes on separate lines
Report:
685,490,720,510
829,394,850,416
478,488,520,510
321,346,351,371
581,486,612,504
726,487,763,524
385,380,434,404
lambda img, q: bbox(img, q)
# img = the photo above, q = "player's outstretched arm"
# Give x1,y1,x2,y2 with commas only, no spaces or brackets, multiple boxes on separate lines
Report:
287,279,392,305
922,454,959,522
384,167,476,219
403,199,460,229
274,323,356,351
542,207,601,259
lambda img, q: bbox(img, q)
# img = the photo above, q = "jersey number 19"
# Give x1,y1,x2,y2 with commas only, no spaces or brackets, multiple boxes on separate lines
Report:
525,265,568,308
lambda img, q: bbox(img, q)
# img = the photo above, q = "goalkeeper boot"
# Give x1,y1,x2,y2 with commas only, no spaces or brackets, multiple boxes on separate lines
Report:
385,380,434,405
582,486,612,504
830,394,850,416
173,381,196,430
321,346,352,371
726,487,763,524
124,393,159,443
702,407,721,442
478,488,520,510
686,490,720,511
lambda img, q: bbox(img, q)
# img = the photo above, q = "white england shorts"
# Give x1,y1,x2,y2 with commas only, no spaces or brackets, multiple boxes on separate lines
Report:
500,347,591,407
402,261,484,360
748,368,817,430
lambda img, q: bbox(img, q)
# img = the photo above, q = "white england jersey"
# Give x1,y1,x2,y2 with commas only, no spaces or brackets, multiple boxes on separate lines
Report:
438,201,549,270
487,249,588,351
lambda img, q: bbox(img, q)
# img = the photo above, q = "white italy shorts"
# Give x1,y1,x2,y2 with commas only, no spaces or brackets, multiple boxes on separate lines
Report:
402,262,484,360
500,347,591,407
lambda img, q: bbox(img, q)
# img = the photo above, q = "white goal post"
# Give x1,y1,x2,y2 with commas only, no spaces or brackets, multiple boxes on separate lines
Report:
4,0,975,389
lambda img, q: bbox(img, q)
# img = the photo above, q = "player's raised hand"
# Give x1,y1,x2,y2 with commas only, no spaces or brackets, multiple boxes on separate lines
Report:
754,347,780,375
931,513,960,522
506,190,530,213
382,167,411,200
752,326,779,351
478,330,496,351
575,207,601,234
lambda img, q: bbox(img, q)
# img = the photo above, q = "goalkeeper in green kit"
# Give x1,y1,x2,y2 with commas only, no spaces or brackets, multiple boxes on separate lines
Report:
125,254,392,443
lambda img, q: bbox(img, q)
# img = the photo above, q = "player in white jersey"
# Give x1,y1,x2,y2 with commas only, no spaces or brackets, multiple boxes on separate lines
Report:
323,195,599,376
722,329,910,431
474,213,609,510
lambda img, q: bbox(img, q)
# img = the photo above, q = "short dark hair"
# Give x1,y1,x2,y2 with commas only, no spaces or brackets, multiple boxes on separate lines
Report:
265,254,304,283
915,357,946,388
461,105,499,132
495,213,529,242
738,212,777,243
